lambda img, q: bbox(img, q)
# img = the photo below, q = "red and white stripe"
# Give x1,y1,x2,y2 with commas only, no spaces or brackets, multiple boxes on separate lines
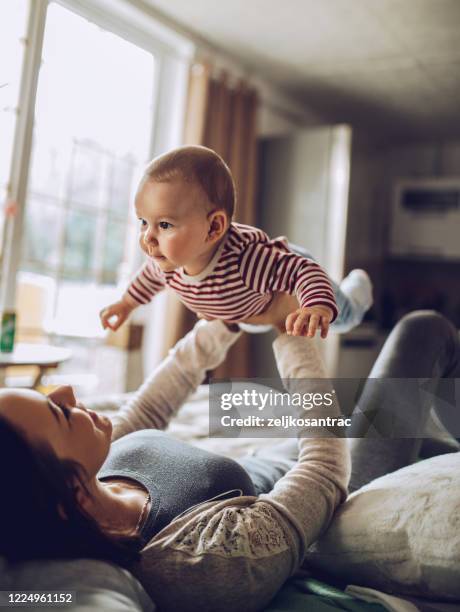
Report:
125,223,337,322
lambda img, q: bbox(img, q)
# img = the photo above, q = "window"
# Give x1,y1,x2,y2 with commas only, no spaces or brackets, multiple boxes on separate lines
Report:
1,0,191,392
19,2,155,336
0,0,29,255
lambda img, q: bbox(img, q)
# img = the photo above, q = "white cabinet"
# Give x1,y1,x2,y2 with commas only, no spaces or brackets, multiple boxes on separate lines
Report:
390,177,460,260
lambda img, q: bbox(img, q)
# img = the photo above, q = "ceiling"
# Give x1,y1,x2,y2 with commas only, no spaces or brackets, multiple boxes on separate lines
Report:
144,0,460,142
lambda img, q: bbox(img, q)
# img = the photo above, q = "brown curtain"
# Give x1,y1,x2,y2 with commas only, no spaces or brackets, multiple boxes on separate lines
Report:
161,62,259,379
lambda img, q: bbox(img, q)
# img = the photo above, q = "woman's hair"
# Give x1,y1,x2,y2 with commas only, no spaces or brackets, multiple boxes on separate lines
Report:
0,415,140,567
144,145,236,219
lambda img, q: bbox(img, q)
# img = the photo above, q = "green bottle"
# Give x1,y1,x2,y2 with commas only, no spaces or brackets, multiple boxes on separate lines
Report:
0,311,16,353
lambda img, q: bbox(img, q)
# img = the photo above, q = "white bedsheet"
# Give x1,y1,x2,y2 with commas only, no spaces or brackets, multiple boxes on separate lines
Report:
88,385,288,459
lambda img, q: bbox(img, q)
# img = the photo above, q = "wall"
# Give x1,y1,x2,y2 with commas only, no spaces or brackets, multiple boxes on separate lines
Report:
255,80,323,138
344,138,460,329
379,141,460,329
342,132,388,325
253,126,352,378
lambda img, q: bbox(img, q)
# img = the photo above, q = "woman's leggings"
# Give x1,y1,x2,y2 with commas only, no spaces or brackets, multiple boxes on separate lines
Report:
347,310,460,492
238,311,460,496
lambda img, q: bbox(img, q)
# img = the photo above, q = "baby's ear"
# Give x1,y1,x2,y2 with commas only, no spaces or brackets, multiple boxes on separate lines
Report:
207,209,228,241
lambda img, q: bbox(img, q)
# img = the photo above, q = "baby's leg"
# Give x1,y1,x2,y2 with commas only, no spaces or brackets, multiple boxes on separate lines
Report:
239,242,373,334
288,242,373,333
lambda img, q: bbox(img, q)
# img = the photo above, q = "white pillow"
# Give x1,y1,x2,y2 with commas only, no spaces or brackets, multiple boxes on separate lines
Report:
305,452,460,600
0,558,155,612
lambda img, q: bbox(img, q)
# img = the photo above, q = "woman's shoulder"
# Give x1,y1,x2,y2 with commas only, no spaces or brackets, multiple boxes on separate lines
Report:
132,497,298,610
167,498,292,558
139,496,302,563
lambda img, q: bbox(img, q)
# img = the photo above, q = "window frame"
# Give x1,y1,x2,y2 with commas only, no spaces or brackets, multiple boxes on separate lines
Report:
0,0,192,314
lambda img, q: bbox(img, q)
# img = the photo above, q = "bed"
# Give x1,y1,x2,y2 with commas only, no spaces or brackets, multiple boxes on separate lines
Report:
1,386,459,611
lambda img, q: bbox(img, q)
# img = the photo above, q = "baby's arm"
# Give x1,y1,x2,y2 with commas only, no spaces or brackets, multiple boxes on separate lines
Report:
110,319,241,441
240,243,337,337
100,260,166,331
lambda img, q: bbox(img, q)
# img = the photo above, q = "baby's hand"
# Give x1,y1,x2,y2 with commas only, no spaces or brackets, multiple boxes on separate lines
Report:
100,299,134,331
286,305,333,339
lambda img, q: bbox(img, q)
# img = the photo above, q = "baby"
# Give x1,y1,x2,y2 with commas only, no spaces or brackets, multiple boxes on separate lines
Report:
100,145,372,338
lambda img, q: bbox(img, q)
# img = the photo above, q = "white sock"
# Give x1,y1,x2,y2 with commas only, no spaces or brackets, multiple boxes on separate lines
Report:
340,269,373,311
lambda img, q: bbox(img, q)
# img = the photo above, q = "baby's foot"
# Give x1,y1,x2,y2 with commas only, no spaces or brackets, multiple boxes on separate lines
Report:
341,269,373,312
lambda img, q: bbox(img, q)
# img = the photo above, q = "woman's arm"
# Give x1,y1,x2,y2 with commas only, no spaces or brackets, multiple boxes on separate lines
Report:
110,319,241,441
240,293,351,562
258,333,351,564
130,301,350,610
133,335,350,611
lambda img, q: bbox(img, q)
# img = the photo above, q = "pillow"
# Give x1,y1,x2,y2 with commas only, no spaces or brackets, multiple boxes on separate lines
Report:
304,452,460,601
0,558,155,611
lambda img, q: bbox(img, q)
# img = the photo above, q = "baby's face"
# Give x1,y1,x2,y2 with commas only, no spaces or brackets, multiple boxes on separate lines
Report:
135,178,213,273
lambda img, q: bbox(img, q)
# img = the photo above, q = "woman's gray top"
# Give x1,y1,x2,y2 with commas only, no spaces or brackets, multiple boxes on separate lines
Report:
98,429,256,544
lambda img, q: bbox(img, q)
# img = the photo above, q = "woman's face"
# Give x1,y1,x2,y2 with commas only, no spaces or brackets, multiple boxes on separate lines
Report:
0,386,112,479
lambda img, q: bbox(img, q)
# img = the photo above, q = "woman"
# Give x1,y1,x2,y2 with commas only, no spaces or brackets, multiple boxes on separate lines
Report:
0,298,459,611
